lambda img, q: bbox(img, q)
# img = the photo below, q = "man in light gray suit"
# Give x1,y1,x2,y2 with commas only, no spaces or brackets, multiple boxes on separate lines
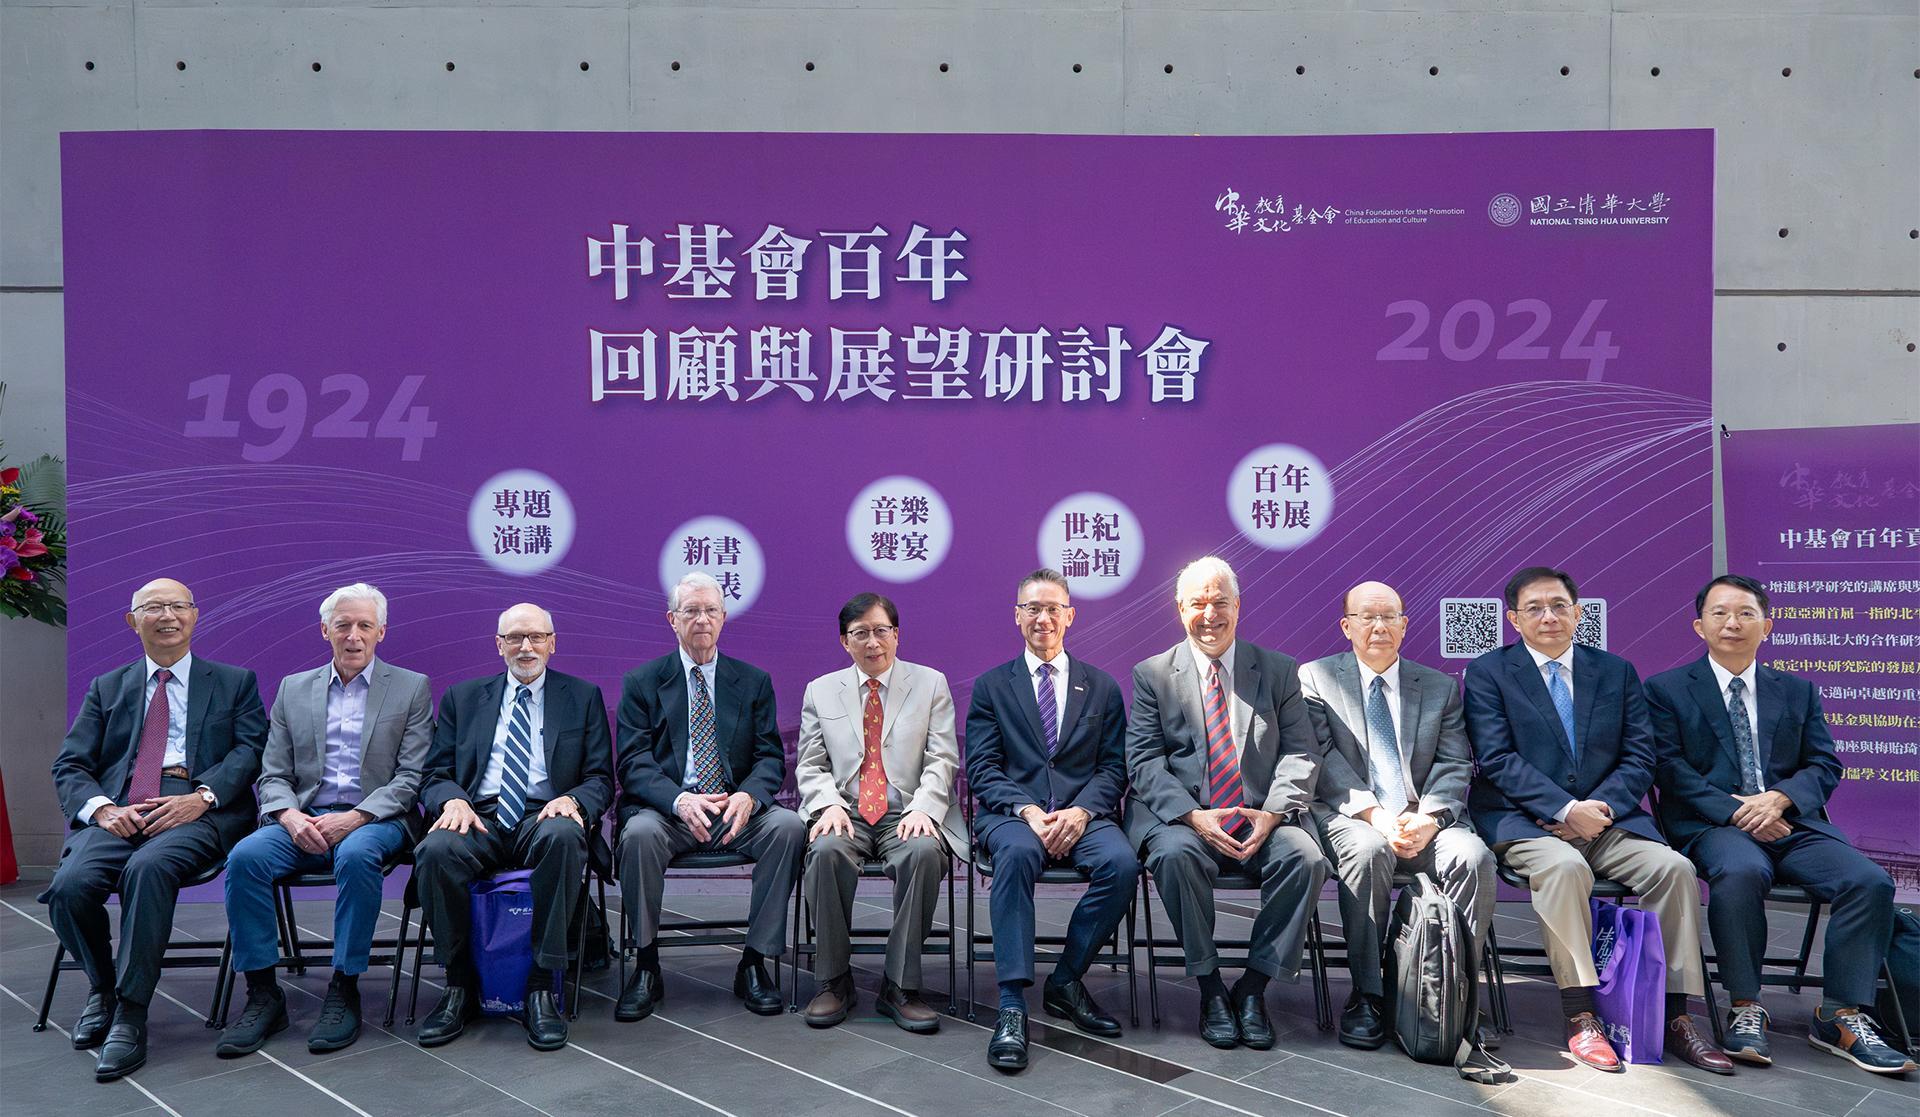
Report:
1125,556,1329,1050
215,583,431,1057
796,591,966,1033
1300,580,1495,1050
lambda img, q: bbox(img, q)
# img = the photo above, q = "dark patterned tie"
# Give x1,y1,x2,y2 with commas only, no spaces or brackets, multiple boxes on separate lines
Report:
1036,662,1060,756
1365,676,1409,814
1547,660,1577,761
1204,660,1247,836
857,679,888,824
496,685,535,829
1727,677,1762,795
125,668,172,805
687,665,729,794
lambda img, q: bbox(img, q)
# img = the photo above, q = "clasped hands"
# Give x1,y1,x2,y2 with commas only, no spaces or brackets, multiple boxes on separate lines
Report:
1539,799,1613,842
279,807,373,852
94,791,211,838
1183,806,1283,861
1019,805,1090,858
1730,790,1793,842
676,791,756,843
1363,806,1441,858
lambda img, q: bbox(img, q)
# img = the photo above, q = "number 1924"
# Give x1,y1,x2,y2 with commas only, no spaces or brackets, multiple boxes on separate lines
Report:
183,373,438,462
1376,298,1620,380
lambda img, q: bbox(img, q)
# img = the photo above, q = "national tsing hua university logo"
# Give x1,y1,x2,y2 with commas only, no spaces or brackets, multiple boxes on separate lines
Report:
1487,193,1522,227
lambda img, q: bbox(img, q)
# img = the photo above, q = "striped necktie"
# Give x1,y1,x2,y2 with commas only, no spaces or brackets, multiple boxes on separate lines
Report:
1204,660,1247,836
496,684,536,829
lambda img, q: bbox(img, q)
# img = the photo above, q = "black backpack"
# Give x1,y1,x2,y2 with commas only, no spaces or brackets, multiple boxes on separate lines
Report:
1386,871,1477,1064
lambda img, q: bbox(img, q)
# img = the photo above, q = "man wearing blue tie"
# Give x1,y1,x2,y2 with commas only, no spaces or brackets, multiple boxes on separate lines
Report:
1465,566,1729,1075
965,569,1138,1070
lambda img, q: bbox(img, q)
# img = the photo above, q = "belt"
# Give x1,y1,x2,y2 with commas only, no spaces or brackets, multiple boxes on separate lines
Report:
161,766,191,780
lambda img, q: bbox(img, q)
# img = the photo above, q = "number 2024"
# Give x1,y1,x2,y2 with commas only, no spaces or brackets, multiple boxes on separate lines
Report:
1376,298,1620,380
184,373,438,462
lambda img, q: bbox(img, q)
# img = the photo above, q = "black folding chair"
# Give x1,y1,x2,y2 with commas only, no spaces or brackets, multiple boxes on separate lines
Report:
1136,866,1335,1031
791,855,960,1014
612,847,787,1006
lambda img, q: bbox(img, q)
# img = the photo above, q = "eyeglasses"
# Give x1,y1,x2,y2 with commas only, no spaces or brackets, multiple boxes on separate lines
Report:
1344,612,1406,626
1515,603,1579,619
1015,603,1068,619
675,606,724,620
497,632,554,646
133,601,197,617
1704,608,1765,623
844,625,898,643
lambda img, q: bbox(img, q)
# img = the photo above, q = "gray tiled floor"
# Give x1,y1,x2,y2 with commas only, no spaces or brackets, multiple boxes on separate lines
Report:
2,871,1913,1117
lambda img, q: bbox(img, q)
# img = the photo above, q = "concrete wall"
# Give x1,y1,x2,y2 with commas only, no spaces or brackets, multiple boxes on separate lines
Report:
2,0,1915,866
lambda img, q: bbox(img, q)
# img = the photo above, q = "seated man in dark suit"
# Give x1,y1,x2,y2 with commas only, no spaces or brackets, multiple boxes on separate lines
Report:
413,603,614,1051
217,583,432,1058
1649,574,1912,1075
614,572,804,1022
1124,556,1329,1051
44,577,267,1081
1466,565,1729,1075
965,568,1138,1070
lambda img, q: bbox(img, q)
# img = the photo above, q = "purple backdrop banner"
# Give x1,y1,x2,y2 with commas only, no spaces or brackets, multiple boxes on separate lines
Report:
1723,423,1920,898
61,129,1715,777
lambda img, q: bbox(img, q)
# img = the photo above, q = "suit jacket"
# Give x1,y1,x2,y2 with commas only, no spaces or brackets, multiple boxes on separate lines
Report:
1121,639,1321,849
617,650,786,826
1464,641,1662,846
51,655,268,848
1299,651,1472,822
254,658,433,826
964,654,1127,844
795,659,967,859
421,669,615,828
1646,656,1845,854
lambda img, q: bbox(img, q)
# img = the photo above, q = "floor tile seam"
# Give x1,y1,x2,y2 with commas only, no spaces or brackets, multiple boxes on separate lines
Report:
646,1009,926,1117
0,977,189,1117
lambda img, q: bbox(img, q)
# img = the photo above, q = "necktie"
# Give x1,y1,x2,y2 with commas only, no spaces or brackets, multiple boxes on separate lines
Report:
496,685,535,829
1037,662,1060,811
1203,660,1247,836
687,665,729,794
125,667,173,805
857,678,888,825
1546,660,1577,761
1727,677,1762,795
1365,676,1409,815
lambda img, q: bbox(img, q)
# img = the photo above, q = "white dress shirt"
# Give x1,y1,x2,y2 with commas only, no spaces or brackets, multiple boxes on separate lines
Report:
480,670,552,804
1522,642,1579,823
1357,657,1417,808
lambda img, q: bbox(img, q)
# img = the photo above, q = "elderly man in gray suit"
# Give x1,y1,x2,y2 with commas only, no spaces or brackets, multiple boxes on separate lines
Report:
1125,556,1329,1050
215,583,432,1057
1300,580,1495,1050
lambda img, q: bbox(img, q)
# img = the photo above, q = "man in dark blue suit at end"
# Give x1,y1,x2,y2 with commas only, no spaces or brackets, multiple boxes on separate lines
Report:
1466,565,1730,1075
965,568,1139,1071
1649,574,1912,1076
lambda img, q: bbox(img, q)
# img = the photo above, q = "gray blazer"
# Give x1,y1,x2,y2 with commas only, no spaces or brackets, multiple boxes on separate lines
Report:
1122,639,1320,849
795,659,968,860
254,657,433,825
1298,651,1471,822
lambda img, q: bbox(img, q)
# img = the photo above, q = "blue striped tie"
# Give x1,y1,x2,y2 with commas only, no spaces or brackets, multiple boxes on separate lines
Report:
1546,661,1577,761
496,684,535,829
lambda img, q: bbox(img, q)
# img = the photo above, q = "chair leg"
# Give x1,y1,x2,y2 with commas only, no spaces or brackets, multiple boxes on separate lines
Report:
1126,898,1140,1029
567,874,591,1021
279,884,308,976
1308,914,1333,1032
945,865,958,1015
1880,958,1915,1056
1140,872,1161,1029
1699,940,1725,1046
385,900,411,1029
1485,923,1513,1034
1790,901,1822,995
406,918,428,1025
965,860,977,1022
33,943,65,1032
789,873,804,1014
212,932,237,1028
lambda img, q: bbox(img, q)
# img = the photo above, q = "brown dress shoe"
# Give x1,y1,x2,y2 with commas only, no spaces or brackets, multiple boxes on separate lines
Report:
1566,1012,1623,1072
875,978,940,1034
804,973,856,1029
1666,1015,1736,1075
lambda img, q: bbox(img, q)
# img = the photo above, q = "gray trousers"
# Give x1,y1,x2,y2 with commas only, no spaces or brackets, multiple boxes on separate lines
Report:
618,804,804,958
803,810,950,989
1311,806,1495,997
1141,821,1330,980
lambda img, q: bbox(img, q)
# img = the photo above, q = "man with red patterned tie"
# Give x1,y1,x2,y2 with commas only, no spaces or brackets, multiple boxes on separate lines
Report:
45,577,267,1081
795,592,967,1032
1123,557,1329,1050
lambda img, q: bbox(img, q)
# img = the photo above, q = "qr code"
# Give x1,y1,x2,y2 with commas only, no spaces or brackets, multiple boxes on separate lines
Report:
1439,598,1502,659
1575,598,1607,649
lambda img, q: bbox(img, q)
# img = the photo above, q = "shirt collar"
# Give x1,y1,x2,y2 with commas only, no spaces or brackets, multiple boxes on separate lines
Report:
678,646,719,680
146,652,192,682
1023,649,1069,679
1707,656,1757,696
854,663,895,692
1523,642,1574,676
1188,640,1234,681
329,658,375,689
506,669,548,698
1357,656,1401,693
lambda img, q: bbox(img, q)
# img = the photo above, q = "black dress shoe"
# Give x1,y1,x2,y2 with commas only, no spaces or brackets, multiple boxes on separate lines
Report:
615,967,664,1022
307,975,362,1054
1042,978,1122,1038
987,1009,1029,1071
523,988,568,1051
72,991,116,1050
734,960,782,1016
95,1017,147,1082
1200,992,1240,1049
215,984,289,1057
418,986,478,1047
1234,989,1276,1050
1338,992,1388,1050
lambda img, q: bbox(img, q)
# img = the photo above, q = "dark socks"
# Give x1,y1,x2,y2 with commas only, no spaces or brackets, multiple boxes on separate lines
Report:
1231,971,1269,999
117,998,149,1024
244,968,279,994
1196,970,1227,1000
636,943,661,973
999,981,1027,1013
1666,993,1690,1021
740,947,764,969
336,972,359,992
1561,985,1597,1019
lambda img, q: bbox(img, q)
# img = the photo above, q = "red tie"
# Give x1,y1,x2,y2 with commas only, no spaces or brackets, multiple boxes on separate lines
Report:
857,678,888,824
1204,661,1247,836
126,667,173,805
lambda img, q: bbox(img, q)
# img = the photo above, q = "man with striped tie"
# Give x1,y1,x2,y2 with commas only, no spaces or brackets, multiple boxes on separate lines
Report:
614,572,804,1023
1122,556,1329,1050
413,603,613,1050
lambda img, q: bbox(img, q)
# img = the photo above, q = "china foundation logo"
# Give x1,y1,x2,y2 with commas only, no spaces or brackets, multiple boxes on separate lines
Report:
1487,194,1522,227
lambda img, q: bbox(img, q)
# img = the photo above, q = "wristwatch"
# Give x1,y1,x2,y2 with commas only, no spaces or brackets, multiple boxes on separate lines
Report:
196,787,218,807
1430,808,1455,829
